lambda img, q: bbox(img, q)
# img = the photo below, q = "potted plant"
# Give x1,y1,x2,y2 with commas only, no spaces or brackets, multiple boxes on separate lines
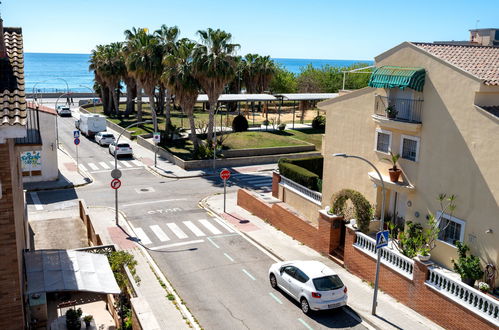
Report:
383,152,402,182
417,245,431,261
83,315,93,328
452,241,484,287
478,282,490,293
385,105,398,119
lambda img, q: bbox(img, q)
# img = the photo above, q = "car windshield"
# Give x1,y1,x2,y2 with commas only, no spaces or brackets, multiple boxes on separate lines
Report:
312,275,344,291
103,134,114,138
117,143,130,148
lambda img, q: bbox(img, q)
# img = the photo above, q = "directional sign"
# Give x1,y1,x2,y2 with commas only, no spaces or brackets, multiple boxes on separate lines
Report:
110,178,121,190
376,230,389,250
73,130,80,139
74,138,80,145
220,168,231,181
111,169,122,179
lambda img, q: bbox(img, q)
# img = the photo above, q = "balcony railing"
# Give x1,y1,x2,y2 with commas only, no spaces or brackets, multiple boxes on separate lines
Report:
426,267,499,325
354,231,414,279
279,173,322,205
374,95,423,123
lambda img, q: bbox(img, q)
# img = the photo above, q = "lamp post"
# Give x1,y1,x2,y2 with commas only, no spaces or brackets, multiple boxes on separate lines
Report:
114,120,152,226
79,85,97,113
332,153,386,315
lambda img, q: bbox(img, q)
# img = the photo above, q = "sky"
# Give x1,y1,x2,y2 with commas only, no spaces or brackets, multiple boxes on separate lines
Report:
3,0,499,60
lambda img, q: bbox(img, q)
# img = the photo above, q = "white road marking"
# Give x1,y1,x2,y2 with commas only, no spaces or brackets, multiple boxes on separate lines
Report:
121,161,133,168
78,164,87,172
242,269,256,281
134,227,152,245
298,318,313,330
223,253,234,262
131,160,143,167
87,162,99,171
110,160,121,168
183,221,206,237
150,239,204,250
166,223,188,239
269,292,283,304
122,199,187,207
211,217,235,233
206,237,220,248
149,225,170,242
98,161,110,169
88,167,144,174
198,219,222,235
30,192,43,210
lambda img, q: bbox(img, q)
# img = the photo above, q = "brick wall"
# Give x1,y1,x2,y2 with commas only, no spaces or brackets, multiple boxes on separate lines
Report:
344,227,496,330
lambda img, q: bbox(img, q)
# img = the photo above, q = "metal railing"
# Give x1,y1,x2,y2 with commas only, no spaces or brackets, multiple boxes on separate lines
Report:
426,268,499,325
279,173,322,205
374,95,423,123
75,244,116,255
354,231,414,279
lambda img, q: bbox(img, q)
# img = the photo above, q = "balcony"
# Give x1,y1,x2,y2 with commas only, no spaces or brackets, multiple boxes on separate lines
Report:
372,95,423,132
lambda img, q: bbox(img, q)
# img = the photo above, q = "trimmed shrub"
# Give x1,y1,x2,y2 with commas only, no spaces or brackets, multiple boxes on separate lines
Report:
279,162,321,192
278,123,286,131
311,115,326,129
331,189,372,233
232,115,249,132
285,156,323,178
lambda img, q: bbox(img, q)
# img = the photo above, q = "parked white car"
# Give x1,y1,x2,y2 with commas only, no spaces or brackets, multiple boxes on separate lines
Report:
109,142,133,157
95,132,116,146
56,105,71,116
268,260,348,314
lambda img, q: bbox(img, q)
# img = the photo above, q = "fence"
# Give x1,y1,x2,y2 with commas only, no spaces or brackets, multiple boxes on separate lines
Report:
374,95,423,123
279,174,322,205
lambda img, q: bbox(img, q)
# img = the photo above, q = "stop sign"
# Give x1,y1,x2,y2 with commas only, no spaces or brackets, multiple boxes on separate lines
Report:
220,168,231,181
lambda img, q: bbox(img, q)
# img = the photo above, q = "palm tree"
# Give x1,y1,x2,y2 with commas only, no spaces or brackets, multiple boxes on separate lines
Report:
99,42,125,116
193,28,239,143
242,53,260,93
162,38,201,153
89,45,112,115
255,55,276,93
118,43,137,116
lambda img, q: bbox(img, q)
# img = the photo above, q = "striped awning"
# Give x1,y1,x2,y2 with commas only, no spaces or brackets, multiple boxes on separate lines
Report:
368,66,426,92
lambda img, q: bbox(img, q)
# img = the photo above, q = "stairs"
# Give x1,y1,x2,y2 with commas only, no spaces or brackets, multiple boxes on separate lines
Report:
329,247,345,267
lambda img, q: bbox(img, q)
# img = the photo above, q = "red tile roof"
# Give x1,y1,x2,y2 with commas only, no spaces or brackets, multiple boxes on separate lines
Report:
412,43,499,86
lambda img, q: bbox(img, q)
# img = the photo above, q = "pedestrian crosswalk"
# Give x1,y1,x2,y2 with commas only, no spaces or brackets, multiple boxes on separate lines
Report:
133,218,234,246
79,159,145,172
231,173,273,192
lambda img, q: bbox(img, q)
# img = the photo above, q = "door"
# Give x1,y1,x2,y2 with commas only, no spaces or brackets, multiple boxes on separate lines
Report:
388,191,407,227
279,266,297,298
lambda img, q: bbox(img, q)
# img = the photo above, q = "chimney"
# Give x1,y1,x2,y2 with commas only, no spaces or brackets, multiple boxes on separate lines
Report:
0,18,6,58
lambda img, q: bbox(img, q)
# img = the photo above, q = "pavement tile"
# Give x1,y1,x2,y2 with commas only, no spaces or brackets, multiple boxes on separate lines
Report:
222,212,260,232
64,162,77,171
107,226,137,249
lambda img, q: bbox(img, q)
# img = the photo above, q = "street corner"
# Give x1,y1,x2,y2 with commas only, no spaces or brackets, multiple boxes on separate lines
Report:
141,157,154,166
63,162,78,172
222,212,260,232
107,226,138,249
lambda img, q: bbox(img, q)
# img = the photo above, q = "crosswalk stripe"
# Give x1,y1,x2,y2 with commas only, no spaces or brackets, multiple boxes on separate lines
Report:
150,225,170,242
79,164,87,172
212,217,235,233
87,163,99,171
166,223,188,239
110,160,121,168
99,161,110,169
134,227,152,245
121,161,133,168
131,160,143,167
199,219,222,235
183,221,206,237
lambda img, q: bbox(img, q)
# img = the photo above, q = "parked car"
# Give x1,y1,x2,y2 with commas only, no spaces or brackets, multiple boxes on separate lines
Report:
56,105,71,116
109,142,133,157
94,132,116,146
268,260,348,314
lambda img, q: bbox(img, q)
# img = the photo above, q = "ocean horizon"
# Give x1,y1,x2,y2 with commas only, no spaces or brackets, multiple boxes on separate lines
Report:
25,52,373,93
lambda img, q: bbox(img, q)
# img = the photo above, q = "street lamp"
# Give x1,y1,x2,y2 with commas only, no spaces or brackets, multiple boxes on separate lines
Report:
79,85,97,113
114,120,152,226
332,153,386,315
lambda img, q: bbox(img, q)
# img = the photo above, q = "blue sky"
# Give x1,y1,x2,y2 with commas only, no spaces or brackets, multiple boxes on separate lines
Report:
4,0,498,60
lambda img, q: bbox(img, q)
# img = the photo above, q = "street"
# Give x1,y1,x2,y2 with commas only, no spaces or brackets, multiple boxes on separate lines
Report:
27,104,366,330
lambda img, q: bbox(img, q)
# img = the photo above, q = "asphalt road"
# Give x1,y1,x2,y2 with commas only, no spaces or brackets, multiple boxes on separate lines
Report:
27,106,367,330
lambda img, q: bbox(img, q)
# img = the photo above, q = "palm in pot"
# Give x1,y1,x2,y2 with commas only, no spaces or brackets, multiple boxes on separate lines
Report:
384,152,402,182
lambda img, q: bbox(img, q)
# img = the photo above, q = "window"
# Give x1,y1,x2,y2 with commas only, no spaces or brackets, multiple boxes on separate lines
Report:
375,129,391,153
437,212,465,245
400,135,420,161
312,275,344,291
282,266,296,277
294,269,310,283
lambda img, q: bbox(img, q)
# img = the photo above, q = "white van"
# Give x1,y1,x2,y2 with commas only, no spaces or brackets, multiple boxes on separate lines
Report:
76,113,107,138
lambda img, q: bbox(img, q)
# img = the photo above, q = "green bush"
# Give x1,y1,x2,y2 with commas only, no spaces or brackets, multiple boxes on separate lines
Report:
332,189,372,233
232,115,249,132
66,308,82,330
311,115,326,129
278,123,286,131
278,161,321,192
285,156,323,178
452,241,484,282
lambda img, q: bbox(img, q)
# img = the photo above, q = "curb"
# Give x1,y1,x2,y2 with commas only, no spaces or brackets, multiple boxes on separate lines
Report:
146,165,208,179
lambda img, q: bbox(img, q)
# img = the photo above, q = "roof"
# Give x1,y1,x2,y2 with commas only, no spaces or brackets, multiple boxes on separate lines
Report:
27,102,56,116
276,93,339,101
1,26,26,126
25,250,120,295
197,94,277,102
287,260,336,279
412,42,499,86
368,66,426,92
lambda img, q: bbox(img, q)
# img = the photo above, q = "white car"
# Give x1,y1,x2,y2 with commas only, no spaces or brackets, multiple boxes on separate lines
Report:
268,260,348,314
95,132,116,146
56,105,71,116
109,142,133,157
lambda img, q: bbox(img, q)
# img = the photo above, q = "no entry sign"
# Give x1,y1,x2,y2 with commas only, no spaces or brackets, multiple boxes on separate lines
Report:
110,178,121,190
220,168,231,181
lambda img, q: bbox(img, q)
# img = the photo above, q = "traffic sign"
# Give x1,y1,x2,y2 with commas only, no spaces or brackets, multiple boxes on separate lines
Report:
153,132,161,144
110,178,121,190
111,169,122,179
74,138,80,145
375,230,389,249
73,130,80,139
220,168,231,181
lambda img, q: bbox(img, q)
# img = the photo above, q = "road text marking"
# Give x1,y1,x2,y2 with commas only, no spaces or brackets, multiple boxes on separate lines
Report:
150,225,170,242
242,269,256,281
183,221,206,237
298,318,313,330
166,223,188,239
199,219,222,235
30,192,43,210
269,292,283,304
150,240,204,250
223,253,234,262
134,227,152,245
122,199,187,207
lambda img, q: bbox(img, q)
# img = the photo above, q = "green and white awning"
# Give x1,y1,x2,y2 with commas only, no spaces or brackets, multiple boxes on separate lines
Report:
368,66,426,92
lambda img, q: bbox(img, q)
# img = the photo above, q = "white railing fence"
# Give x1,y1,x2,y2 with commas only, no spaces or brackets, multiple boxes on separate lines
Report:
278,173,322,205
426,268,499,326
354,231,414,280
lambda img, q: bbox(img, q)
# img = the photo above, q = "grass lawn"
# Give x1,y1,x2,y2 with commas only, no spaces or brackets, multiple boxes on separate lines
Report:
223,131,306,149
283,128,324,150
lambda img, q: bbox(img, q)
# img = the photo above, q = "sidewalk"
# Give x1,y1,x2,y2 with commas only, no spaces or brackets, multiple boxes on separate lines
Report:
203,191,444,330
24,147,93,191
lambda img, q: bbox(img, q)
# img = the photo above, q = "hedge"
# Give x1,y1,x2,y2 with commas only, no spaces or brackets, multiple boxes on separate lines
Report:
278,156,323,192
279,156,323,177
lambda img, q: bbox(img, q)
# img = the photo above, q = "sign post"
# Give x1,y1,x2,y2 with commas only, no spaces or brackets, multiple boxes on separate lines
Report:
220,168,231,213
74,131,80,173
153,132,160,167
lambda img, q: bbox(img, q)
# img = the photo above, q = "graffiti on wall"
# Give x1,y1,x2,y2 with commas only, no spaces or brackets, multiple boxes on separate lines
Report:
20,151,42,171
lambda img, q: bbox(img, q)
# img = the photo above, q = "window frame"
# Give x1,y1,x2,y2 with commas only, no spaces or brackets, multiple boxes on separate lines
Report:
436,211,466,246
374,128,392,154
400,134,420,162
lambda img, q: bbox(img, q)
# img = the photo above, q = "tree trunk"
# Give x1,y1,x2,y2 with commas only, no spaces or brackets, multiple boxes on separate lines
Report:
156,87,165,115
207,101,216,144
146,86,158,132
165,88,172,129
185,105,199,153
107,88,114,116
136,83,143,122
124,80,136,116
112,87,120,116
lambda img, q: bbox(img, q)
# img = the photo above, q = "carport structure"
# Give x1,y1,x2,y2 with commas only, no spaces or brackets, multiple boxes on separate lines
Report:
274,93,339,128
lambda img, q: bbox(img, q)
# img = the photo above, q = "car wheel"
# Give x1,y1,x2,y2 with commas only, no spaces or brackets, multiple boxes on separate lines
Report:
301,298,311,315
269,274,277,289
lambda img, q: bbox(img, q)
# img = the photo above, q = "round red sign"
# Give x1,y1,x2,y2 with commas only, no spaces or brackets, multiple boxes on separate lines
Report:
110,178,121,189
220,169,231,181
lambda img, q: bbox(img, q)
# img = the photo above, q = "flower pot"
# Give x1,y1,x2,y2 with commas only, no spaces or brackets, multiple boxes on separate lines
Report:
462,278,475,287
388,168,402,182
418,254,431,262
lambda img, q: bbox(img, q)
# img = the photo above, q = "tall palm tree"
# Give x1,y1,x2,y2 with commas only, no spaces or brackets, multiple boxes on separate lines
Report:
255,55,276,93
123,28,144,121
242,53,260,93
193,28,239,143
118,43,137,116
99,42,125,116
89,45,112,115
162,38,201,153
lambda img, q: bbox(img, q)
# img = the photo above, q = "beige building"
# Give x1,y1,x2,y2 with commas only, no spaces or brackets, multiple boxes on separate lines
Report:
319,41,499,274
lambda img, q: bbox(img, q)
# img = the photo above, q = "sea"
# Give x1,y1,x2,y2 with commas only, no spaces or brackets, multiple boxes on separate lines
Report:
24,53,373,93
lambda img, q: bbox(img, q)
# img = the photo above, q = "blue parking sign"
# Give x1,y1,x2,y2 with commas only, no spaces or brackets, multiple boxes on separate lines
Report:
376,230,389,249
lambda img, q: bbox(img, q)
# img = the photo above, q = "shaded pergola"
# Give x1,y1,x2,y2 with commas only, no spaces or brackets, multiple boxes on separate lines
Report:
274,93,339,128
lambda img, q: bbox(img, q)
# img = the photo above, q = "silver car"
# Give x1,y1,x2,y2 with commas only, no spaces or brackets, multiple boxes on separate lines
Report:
57,105,71,116
95,132,116,146
109,142,133,157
